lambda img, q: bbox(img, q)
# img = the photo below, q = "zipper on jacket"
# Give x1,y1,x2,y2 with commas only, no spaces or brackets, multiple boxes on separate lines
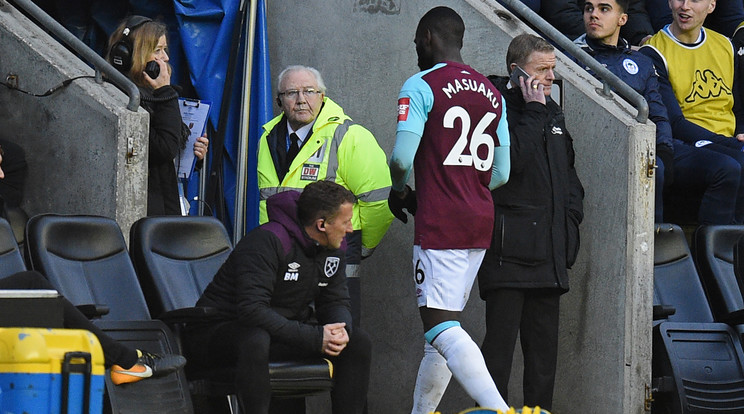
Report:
499,214,505,266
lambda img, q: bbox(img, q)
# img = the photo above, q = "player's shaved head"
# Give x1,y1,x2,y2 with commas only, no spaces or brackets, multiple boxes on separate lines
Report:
416,6,465,49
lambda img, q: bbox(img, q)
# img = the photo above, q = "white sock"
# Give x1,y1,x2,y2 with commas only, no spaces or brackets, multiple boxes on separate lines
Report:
411,342,452,414
431,325,508,411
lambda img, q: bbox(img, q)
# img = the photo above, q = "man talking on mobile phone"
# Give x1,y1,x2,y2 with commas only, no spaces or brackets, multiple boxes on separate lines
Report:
478,33,585,411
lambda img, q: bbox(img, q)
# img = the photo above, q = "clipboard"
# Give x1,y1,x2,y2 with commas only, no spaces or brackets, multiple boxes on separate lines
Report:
177,98,211,179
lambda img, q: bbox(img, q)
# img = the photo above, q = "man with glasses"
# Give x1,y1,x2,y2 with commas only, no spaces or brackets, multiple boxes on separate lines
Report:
257,65,393,329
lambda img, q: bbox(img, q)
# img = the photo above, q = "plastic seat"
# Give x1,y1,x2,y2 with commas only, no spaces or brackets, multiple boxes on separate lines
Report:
655,224,714,323
692,225,744,325
25,215,148,321
0,217,27,278
24,214,193,414
129,216,232,320
733,234,744,310
129,216,333,408
652,224,744,413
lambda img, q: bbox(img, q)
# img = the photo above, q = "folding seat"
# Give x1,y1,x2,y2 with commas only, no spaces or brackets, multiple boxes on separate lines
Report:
129,216,333,412
24,214,193,414
733,235,744,313
0,217,27,278
129,216,232,321
692,225,744,327
655,224,714,323
0,217,63,329
652,224,744,413
5,206,28,254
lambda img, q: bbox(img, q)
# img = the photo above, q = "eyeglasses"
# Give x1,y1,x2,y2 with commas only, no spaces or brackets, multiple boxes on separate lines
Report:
278,88,322,100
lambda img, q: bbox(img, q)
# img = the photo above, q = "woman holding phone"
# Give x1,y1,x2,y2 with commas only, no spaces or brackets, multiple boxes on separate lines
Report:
106,16,208,215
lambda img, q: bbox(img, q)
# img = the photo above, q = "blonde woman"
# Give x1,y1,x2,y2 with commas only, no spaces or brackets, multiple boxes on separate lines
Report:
107,16,208,215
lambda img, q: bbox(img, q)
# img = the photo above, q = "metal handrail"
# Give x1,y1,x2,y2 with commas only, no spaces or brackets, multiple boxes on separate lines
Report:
496,0,649,123
234,0,257,243
7,0,141,111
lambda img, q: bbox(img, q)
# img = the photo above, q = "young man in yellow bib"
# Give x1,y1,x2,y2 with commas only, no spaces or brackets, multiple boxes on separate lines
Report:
641,0,744,224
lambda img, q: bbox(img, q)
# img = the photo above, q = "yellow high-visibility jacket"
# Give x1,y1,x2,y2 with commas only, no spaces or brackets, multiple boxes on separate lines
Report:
257,97,393,250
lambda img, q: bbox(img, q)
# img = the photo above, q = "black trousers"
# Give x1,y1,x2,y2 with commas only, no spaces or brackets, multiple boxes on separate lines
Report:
185,320,371,414
0,270,138,368
481,288,560,410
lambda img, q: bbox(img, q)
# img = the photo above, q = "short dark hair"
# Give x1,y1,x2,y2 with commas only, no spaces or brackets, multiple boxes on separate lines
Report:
581,0,630,13
505,34,554,73
416,6,465,49
612,0,630,13
297,180,356,227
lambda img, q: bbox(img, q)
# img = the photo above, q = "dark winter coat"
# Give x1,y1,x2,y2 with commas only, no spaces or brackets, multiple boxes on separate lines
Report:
196,190,352,354
478,76,584,295
139,85,189,216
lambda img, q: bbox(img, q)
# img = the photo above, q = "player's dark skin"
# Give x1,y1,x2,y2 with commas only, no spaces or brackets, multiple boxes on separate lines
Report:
411,24,467,333
420,308,460,331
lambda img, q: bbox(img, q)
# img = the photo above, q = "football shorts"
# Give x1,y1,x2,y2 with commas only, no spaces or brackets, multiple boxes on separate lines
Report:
412,245,486,311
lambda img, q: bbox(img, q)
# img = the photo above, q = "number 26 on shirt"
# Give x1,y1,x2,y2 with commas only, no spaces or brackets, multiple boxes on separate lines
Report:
442,106,496,172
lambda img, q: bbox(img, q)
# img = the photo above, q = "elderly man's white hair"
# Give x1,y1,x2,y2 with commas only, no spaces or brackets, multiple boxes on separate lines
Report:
277,65,327,94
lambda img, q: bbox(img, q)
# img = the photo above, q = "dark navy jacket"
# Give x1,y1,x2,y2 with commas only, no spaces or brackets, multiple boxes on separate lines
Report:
197,190,352,353
574,34,675,154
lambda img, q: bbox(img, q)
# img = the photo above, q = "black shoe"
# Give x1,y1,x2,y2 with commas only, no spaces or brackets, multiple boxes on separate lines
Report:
138,350,187,378
110,350,186,385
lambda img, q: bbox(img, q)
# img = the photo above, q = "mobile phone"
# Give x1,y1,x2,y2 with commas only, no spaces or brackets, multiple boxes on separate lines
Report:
509,66,530,88
145,60,160,79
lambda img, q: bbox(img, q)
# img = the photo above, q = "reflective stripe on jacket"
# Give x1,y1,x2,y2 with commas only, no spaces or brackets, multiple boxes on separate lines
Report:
258,97,393,249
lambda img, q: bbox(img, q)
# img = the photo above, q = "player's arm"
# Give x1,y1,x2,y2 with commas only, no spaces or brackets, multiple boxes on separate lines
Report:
388,76,431,223
489,95,510,190
388,130,421,224
390,75,431,192
389,130,422,192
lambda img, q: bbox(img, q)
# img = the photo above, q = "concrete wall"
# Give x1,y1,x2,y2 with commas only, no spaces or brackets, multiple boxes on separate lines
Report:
0,1,148,235
0,0,655,412
267,1,654,413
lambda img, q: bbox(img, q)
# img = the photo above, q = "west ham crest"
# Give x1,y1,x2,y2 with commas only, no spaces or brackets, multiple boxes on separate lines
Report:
324,257,340,277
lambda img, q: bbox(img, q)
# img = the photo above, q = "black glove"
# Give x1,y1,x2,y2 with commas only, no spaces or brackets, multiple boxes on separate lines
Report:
657,145,674,188
388,185,417,223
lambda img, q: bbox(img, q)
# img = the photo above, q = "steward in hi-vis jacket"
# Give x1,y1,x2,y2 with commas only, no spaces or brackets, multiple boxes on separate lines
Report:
258,66,393,327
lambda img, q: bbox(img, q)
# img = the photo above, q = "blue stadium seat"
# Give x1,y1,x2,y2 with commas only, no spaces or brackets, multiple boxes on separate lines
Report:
653,224,744,413
129,216,333,413
692,225,744,328
24,214,193,414
0,217,26,278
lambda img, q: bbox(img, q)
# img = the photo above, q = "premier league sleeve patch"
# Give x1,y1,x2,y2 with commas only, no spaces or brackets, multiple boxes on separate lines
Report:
324,257,340,277
398,97,410,122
